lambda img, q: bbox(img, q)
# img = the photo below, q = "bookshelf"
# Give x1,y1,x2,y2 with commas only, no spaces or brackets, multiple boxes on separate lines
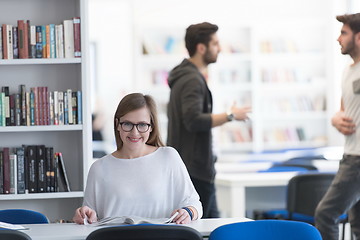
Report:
0,0,90,222
131,0,336,155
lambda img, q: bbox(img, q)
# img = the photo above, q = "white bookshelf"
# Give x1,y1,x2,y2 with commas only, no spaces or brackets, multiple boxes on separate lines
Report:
130,0,337,155
0,0,91,222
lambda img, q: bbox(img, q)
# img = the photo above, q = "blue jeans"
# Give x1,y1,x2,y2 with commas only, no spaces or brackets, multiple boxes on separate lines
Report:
190,177,220,218
315,155,360,240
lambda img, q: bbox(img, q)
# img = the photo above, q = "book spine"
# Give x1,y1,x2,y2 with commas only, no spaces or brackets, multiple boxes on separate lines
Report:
73,17,81,58
72,92,77,124
67,89,73,124
30,25,36,58
26,91,30,126
37,145,46,193
45,25,50,58
0,26,3,59
43,87,48,125
9,152,17,194
35,26,43,58
20,84,26,126
41,25,46,58
38,86,43,125
64,91,68,125
23,21,29,58
63,20,74,58
49,24,55,58
30,89,35,126
9,94,15,126
77,91,82,124
2,24,8,59
3,147,10,194
2,86,10,126
58,91,64,125
23,145,29,194
27,145,37,193
45,147,52,192
7,25,13,59
26,20,31,58
0,92,2,126
54,152,58,192
15,93,21,126
0,151,3,193
58,152,70,192
12,26,18,59
56,24,64,58
49,91,54,125
16,147,26,194
53,90,58,125
1,92,5,126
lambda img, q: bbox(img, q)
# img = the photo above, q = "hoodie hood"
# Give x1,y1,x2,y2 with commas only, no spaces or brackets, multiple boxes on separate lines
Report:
168,59,201,88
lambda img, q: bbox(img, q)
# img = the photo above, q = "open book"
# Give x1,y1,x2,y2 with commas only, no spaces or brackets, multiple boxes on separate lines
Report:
86,212,179,226
0,221,28,230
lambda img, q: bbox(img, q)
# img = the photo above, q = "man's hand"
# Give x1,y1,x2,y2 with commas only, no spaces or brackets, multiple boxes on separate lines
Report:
332,111,356,135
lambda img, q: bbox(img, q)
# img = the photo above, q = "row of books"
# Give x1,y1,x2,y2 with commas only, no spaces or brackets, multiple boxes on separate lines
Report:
0,145,70,195
262,95,326,113
0,17,81,59
261,68,315,83
264,127,306,143
221,126,253,143
0,85,82,127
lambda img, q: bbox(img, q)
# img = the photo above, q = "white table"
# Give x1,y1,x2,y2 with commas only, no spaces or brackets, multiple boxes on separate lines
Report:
215,159,340,218
215,172,298,218
19,217,251,240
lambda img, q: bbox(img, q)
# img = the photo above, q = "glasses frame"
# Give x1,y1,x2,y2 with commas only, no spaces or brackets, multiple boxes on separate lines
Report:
119,121,152,133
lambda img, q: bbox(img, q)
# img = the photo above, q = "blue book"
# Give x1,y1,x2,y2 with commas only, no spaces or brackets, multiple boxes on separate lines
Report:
41,25,46,58
30,91,35,126
77,91,82,124
63,92,68,125
49,24,56,58
35,26,43,58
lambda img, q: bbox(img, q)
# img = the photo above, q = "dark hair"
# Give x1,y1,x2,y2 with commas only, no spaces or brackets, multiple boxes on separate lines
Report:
114,93,164,150
185,22,218,57
336,13,360,34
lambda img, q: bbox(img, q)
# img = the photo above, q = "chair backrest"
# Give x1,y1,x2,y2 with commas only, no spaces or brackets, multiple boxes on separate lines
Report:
287,172,335,218
209,220,322,240
86,224,203,240
0,209,49,224
0,229,32,240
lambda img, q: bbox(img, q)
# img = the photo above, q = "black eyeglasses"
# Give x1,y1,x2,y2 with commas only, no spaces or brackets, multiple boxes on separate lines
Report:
119,122,151,133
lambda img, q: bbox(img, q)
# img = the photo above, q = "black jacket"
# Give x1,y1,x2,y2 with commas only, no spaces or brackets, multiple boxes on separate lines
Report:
167,59,215,182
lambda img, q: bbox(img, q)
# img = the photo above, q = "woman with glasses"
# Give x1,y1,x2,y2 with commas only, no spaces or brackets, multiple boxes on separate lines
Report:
73,93,202,225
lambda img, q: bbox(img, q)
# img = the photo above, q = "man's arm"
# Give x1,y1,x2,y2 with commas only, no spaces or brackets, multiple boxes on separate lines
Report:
331,99,355,135
211,104,251,128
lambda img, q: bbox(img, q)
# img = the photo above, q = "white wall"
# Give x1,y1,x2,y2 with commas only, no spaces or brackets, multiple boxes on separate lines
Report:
89,0,352,153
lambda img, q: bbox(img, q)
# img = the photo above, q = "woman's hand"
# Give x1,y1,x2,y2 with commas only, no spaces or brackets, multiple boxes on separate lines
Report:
72,206,97,224
171,208,192,224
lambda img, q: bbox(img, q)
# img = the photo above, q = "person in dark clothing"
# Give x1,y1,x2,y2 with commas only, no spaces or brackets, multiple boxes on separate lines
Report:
167,22,251,218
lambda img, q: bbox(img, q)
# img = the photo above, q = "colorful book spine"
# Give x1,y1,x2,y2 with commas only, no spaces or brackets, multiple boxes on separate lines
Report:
73,17,81,58
35,26,43,58
77,91,82,124
16,147,26,194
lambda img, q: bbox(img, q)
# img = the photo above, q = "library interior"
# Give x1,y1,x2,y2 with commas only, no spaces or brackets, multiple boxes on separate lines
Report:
1,0,360,239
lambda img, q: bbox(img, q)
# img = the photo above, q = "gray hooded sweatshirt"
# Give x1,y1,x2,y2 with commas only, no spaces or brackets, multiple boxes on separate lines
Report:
167,59,216,182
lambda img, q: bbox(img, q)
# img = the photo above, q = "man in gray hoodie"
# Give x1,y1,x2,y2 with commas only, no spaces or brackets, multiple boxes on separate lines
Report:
167,22,251,218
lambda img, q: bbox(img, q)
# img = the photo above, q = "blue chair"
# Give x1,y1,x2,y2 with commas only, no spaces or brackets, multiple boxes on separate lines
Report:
209,220,322,240
86,224,203,240
0,209,49,224
0,229,32,240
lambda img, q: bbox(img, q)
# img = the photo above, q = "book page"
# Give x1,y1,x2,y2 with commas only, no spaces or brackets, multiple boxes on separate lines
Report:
0,221,28,230
89,212,178,226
